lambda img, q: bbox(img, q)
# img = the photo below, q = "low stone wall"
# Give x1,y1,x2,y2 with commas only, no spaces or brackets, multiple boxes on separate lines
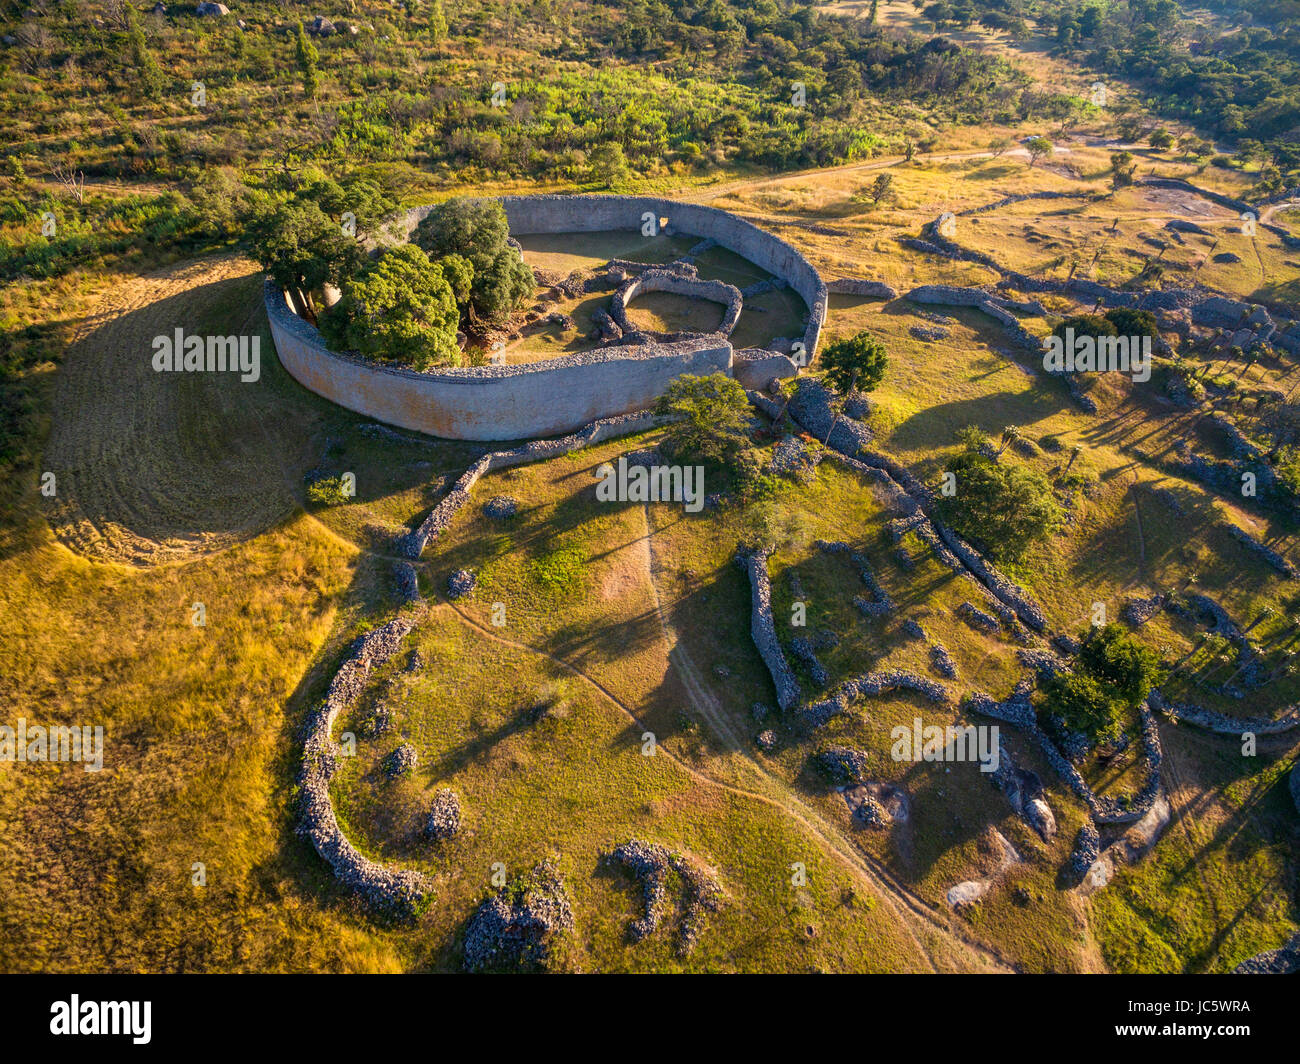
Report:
266,281,729,442
299,616,431,917
739,548,801,712
611,269,743,337
1147,688,1300,735
399,410,669,557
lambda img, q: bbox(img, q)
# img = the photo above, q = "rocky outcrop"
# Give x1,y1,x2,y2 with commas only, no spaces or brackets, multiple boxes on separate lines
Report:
462,858,574,972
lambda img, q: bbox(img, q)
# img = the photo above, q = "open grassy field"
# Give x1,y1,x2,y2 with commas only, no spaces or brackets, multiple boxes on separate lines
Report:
3,27,1298,969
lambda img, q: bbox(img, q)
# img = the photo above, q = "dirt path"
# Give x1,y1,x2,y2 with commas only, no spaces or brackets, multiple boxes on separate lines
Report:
635,505,1012,973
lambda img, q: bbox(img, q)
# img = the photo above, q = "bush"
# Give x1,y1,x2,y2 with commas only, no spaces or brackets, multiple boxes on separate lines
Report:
1041,671,1124,742
1077,623,1164,706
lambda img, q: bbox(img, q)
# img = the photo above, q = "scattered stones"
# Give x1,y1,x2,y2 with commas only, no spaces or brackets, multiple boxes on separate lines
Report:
841,782,909,829
756,729,778,752
816,746,870,784
769,436,823,483
463,859,574,973
393,560,420,603
811,628,839,652
929,642,957,679
751,702,772,722
483,495,518,519
384,742,418,779
447,568,476,600
356,700,393,739
902,618,927,640
956,600,1000,633
425,788,462,842
602,839,723,955
910,325,950,343
789,636,830,688
1123,594,1165,626
1052,633,1081,655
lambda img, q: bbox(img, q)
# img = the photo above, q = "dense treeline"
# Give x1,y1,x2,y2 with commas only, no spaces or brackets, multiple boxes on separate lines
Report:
923,0,1300,189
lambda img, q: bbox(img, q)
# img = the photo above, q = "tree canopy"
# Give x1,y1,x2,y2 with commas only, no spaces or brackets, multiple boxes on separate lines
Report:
819,331,889,394
319,244,461,370
655,372,754,463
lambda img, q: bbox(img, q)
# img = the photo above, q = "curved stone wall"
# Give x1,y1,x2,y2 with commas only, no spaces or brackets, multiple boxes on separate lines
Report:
266,195,825,442
402,194,826,356
611,270,743,337
266,281,731,441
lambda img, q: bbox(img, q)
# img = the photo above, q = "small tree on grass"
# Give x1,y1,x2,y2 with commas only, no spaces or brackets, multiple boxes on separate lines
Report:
937,451,1064,563
655,372,753,464
1026,136,1054,167
818,331,889,447
867,172,894,205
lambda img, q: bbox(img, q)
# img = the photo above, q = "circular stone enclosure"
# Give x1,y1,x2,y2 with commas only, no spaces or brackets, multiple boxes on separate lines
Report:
266,194,824,441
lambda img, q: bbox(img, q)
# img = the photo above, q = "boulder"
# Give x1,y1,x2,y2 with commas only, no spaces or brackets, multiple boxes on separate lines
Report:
195,1,229,14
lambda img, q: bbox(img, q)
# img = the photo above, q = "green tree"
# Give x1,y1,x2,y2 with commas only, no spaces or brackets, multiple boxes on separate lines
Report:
412,198,534,326
1109,150,1136,190
819,331,888,446
819,331,889,394
319,244,461,369
252,201,365,319
1148,128,1175,151
1026,136,1054,167
1104,307,1159,339
125,5,164,100
588,142,631,187
866,172,894,204
294,22,322,100
938,451,1064,562
1052,313,1118,344
1077,623,1164,706
1041,671,1124,742
654,373,753,464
